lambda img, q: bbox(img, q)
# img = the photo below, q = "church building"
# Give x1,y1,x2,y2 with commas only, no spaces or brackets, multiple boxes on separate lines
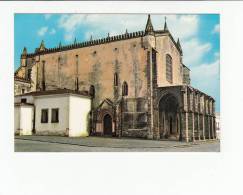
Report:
14,15,216,142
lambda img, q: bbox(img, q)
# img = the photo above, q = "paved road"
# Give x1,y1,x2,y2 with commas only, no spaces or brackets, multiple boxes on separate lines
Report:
15,136,220,152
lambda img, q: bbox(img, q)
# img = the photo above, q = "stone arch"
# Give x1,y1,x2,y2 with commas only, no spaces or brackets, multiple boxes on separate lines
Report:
96,108,115,136
96,108,113,123
158,93,181,140
103,113,113,136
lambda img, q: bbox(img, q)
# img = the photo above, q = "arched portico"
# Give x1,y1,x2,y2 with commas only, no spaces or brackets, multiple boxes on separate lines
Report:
158,93,181,140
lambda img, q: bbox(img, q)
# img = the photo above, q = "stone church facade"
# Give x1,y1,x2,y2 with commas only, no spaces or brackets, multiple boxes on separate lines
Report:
14,15,216,142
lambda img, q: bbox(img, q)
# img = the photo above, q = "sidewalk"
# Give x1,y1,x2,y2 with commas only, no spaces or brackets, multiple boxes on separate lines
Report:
15,135,219,149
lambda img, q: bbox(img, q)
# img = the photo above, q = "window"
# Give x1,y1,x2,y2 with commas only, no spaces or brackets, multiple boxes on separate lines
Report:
122,81,128,96
41,109,48,123
166,54,173,83
89,85,95,98
51,108,59,123
27,69,32,80
21,98,27,103
152,49,157,77
21,89,25,94
114,73,118,86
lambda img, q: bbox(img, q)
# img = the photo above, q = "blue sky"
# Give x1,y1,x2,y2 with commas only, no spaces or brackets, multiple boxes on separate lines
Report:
14,14,220,112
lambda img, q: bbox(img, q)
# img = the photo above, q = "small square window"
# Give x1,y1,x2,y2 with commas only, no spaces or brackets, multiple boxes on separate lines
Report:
41,109,48,123
51,108,59,123
21,98,27,103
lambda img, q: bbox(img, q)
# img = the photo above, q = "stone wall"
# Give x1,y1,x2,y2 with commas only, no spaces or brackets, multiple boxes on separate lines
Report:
122,97,148,138
14,79,31,95
25,36,148,109
155,35,183,87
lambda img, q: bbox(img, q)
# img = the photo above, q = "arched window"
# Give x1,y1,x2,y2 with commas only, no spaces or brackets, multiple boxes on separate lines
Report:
27,69,32,80
89,85,95,98
114,73,118,86
166,54,173,83
122,81,128,96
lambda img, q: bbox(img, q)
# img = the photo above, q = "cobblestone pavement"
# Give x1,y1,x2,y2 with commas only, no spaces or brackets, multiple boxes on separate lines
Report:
15,136,220,152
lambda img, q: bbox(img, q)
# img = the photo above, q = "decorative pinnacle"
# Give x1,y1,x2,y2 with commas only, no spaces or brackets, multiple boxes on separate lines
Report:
177,38,181,47
74,37,77,44
21,47,27,58
164,16,168,31
177,38,183,55
39,40,46,51
90,35,93,41
22,47,27,55
145,14,154,35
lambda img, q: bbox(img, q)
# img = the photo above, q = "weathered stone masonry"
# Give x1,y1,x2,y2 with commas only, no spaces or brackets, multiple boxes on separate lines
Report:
14,15,216,142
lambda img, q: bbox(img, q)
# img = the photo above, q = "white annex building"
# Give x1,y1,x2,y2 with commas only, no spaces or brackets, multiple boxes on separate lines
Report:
14,89,91,137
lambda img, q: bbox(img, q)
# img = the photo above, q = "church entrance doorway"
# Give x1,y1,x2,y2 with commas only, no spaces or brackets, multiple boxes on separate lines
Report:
103,114,112,136
158,93,181,140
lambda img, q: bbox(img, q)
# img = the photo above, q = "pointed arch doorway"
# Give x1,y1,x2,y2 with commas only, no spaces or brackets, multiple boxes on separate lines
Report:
158,93,181,140
103,114,113,136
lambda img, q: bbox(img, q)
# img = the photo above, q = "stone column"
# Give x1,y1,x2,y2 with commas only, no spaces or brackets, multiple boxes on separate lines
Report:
179,109,183,141
153,106,160,140
163,112,165,138
202,114,205,140
182,86,189,142
208,116,211,139
211,116,215,139
197,113,200,140
192,112,195,142
185,112,189,142
146,50,153,139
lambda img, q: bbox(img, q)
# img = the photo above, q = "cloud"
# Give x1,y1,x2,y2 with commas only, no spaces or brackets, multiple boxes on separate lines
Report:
152,15,199,40
37,26,48,36
190,59,220,98
191,59,219,79
57,14,200,42
44,14,52,20
212,24,220,34
214,52,219,58
49,28,56,35
38,27,56,36
58,14,86,41
182,38,211,66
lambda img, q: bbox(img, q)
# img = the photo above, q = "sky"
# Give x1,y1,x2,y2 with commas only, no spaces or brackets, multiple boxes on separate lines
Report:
14,14,220,112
